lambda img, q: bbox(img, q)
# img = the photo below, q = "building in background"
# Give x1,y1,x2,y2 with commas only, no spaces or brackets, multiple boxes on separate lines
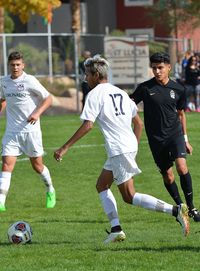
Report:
11,0,200,53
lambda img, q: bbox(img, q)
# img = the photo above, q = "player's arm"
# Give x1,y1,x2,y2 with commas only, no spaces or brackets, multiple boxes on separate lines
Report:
0,98,6,112
129,84,142,104
132,113,143,143
27,94,52,124
178,109,192,154
54,120,94,161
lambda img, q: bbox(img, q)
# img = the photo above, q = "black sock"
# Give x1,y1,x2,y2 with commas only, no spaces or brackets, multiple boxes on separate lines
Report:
172,206,178,217
164,181,182,205
111,225,122,232
180,172,194,210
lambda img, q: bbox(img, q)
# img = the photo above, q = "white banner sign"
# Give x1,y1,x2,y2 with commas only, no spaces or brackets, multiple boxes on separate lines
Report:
104,36,149,85
124,0,153,6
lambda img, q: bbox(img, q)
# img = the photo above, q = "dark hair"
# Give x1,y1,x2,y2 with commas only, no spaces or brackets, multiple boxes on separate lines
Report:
150,52,170,64
186,55,197,67
8,51,24,62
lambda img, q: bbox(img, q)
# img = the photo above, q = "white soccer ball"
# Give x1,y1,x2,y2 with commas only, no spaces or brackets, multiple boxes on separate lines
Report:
7,221,33,244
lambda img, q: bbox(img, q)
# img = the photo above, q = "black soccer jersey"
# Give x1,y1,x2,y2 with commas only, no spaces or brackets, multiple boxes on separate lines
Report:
131,77,186,149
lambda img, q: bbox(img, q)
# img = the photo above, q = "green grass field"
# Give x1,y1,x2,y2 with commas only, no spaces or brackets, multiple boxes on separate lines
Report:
0,113,200,271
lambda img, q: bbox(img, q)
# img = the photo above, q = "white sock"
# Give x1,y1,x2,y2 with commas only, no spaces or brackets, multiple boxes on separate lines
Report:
40,166,54,193
99,189,120,227
132,192,173,215
0,171,12,205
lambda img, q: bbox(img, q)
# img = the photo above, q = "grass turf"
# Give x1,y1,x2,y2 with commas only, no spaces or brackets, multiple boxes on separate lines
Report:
0,112,200,271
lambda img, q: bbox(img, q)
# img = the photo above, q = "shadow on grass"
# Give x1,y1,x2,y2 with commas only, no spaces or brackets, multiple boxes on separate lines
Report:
32,218,107,224
95,245,200,252
1,241,200,253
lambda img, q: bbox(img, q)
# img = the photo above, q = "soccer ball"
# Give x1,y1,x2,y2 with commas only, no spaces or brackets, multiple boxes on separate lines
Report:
7,221,33,245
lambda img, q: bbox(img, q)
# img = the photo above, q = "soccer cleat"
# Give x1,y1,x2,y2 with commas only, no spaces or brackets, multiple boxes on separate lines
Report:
176,203,190,237
0,203,6,212
104,230,126,244
188,208,200,222
46,191,56,208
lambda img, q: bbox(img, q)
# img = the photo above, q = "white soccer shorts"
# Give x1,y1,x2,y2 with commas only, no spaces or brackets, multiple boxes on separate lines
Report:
1,131,44,157
103,152,141,185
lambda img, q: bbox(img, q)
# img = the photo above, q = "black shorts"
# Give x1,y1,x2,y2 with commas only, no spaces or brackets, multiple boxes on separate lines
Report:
150,135,186,174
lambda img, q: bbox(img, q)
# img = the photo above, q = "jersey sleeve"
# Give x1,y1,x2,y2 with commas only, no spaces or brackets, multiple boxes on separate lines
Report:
80,88,102,122
130,84,143,104
130,99,138,118
177,86,187,110
28,76,50,99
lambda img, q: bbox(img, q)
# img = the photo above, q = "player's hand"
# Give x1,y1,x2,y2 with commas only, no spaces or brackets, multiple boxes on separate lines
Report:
54,146,68,162
186,142,193,155
27,113,39,124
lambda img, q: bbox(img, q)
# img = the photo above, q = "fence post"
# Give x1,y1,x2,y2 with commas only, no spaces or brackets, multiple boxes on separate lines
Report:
74,33,80,113
47,23,53,83
3,34,7,75
133,35,137,87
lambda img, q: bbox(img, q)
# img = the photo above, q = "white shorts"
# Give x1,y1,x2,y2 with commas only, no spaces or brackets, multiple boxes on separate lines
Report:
1,131,44,157
103,152,141,185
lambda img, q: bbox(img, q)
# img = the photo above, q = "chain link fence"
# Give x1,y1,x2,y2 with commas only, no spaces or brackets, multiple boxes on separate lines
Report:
0,32,186,112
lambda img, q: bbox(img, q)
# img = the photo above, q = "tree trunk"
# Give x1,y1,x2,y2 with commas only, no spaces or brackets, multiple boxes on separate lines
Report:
0,7,4,33
71,0,81,55
71,0,80,34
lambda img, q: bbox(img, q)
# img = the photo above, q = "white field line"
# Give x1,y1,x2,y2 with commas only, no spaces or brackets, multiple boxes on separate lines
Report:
0,140,148,163
0,144,105,163
45,143,105,150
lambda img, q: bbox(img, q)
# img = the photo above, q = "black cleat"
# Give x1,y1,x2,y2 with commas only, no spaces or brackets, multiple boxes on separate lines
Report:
188,208,200,222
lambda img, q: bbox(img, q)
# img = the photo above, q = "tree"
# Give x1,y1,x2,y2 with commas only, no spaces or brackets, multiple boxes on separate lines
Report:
71,0,80,34
184,0,200,28
150,0,200,38
0,0,61,24
148,0,200,62
0,7,4,33
70,0,80,54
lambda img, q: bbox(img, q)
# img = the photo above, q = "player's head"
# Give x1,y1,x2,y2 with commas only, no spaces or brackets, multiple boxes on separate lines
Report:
150,52,171,84
84,55,109,88
150,52,170,65
82,50,91,60
8,51,25,79
8,51,24,63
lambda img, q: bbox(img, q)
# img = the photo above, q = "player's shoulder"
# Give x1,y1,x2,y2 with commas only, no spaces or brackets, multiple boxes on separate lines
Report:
168,78,185,92
1,75,11,83
23,72,37,82
136,77,156,90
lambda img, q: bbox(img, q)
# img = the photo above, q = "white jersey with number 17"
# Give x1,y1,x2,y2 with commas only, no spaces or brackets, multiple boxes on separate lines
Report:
80,82,138,157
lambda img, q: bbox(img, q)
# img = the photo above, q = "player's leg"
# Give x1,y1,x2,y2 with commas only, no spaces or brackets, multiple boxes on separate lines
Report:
0,156,17,211
24,131,56,208
118,179,190,237
175,157,200,222
152,146,183,205
118,178,174,214
161,167,183,205
112,151,189,237
30,156,56,208
96,168,126,243
172,135,200,222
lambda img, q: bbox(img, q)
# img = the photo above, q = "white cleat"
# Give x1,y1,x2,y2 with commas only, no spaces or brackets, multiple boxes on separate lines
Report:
176,203,190,237
104,231,126,244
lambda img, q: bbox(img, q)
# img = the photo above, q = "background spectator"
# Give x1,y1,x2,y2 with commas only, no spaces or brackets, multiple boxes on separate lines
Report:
79,50,91,110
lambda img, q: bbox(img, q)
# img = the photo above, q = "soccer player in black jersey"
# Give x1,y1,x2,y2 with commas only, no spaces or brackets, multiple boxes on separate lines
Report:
130,52,200,222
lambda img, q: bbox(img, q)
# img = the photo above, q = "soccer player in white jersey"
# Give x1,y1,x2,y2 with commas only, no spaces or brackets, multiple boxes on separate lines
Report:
54,55,189,243
0,51,56,211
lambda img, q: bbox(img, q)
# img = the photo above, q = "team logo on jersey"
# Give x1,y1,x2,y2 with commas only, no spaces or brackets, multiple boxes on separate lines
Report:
17,84,24,91
170,90,175,99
